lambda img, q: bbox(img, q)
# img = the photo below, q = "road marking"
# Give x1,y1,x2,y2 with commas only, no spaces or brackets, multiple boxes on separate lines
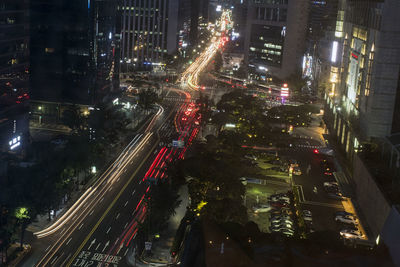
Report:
45,245,51,252
99,197,104,203
114,238,119,245
124,248,129,256
131,189,136,196
95,243,101,251
108,186,113,191
50,256,58,265
124,201,129,207
60,253,71,266
116,213,120,220
102,241,110,252
124,222,128,229
60,228,66,235
302,200,343,208
89,209,94,216
78,223,84,230
88,239,96,250
139,180,142,184
66,238,72,246
66,138,159,266
106,227,111,234
117,243,124,255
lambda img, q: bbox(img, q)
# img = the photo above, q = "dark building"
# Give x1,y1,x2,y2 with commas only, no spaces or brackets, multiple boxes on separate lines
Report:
29,0,120,123
0,0,30,155
243,0,309,79
120,0,179,70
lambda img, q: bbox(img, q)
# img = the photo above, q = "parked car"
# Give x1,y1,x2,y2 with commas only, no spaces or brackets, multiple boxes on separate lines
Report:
244,154,257,161
335,215,358,225
340,229,363,239
327,191,345,200
252,204,272,213
269,201,288,208
292,167,302,175
335,211,354,217
303,210,312,217
239,177,247,185
324,182,338,187
303,215,313,222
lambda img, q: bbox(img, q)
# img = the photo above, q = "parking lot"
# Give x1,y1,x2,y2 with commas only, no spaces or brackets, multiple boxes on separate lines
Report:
242,139,367,242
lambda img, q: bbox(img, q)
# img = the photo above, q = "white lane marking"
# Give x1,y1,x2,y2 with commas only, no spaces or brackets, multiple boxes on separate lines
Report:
60,253,71,266
89,209,94,216
88,239,96,250
95,242,101,251
132,189,136,196
139,180,142,184
45,245,51,252
116,177,120,182
124,169,127,173
60,228,66,235
99,197,104,203
114,238,120,245
124,201,129,207
108,186,113,191
117,243,124,255
79,223,84,230
50,256,58,265
124,248,129,256
106,227,111,234
115,213,120,220
124,222,128,229
102,241,110,252
66,237,72,245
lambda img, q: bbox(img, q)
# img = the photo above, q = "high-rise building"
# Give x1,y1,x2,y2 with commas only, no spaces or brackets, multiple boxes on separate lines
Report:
243,0,309,79
120,0,179,70
0,0,30,155
29,0,120,124
324,0,400,159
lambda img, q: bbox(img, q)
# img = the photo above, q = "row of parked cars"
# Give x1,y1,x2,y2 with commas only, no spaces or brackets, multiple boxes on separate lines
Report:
335,211,364,240
267,192,295,237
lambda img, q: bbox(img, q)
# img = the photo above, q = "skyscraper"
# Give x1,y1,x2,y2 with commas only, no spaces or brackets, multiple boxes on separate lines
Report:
243,0,309,79
29,0,120,123
0,0,30,154
324,0,400,158
120,0,179,70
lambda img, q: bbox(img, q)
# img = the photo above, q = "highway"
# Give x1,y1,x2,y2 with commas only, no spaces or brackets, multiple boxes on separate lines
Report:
20,10,232,267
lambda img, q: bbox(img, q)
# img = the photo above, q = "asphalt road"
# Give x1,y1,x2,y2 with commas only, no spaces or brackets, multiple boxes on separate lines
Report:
19,89,197,267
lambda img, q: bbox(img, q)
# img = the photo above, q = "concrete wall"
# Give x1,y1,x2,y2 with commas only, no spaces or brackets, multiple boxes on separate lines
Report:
352,155,392,239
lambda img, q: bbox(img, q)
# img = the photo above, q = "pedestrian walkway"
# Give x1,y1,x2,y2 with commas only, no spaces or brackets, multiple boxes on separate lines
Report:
127,186,189,266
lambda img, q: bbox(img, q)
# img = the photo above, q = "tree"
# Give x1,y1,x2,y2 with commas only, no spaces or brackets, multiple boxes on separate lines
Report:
14,207,30,250
214,51,223,72
138,89,158,114
61,105,84,132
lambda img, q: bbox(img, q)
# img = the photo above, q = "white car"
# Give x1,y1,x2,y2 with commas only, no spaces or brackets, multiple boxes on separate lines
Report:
292,167,302,176
303,210,312,217
252,204,272,213
303,215,313,222
335,215,358,225
340,229,363,239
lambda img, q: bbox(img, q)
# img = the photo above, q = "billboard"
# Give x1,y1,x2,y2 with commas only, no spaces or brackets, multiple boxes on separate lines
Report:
347,38,363,104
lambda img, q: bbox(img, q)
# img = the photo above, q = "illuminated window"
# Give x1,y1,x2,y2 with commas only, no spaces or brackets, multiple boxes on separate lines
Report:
45,48,55,53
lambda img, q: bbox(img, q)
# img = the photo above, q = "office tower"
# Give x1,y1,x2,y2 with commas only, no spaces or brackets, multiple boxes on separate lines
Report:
120,0,179,70
243,0,309,79
29,0,119,123
324,0,400,159
0,0,30,154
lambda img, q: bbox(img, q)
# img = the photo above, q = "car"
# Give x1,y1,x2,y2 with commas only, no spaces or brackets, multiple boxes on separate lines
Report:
269,201,288,208
194,120,200,125
269,196,290,203
292,167,302,175
335,211,354,217
244,154,257,161
252,204,272,213
281,229,295,236
270,217,293,224
324,181,338,187
270,225,294,232
181,117,187,121
340,229,362,239
303,210,312,217
239,177,247,185
335,215,358,225
327,191,345,200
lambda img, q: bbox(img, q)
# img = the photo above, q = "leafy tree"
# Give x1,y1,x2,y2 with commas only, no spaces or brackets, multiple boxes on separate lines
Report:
138,89,158,114
14,207,30,250
214,51,223,72
61,105,84,132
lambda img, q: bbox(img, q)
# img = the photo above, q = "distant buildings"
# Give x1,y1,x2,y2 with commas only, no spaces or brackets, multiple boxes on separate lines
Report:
0,0,30,155
120,0,179,70
29,0,120,124
243,0,309,79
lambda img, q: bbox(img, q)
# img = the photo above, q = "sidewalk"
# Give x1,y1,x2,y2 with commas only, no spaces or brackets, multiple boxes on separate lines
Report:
128,186,189,266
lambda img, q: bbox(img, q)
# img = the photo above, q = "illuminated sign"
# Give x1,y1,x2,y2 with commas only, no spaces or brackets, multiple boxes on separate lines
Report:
347,39,363,104
9,136,21,150
331,41,338,63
